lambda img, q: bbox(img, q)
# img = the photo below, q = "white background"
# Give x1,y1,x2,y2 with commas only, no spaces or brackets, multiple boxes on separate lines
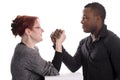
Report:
0,0,120,80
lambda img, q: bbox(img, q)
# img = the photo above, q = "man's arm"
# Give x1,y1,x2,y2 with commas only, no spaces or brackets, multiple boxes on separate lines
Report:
59,43,82,72
107,35,120,80
52,51,62,72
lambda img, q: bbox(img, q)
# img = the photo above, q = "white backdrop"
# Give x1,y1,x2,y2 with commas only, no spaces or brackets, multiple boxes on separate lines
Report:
0,0,120,80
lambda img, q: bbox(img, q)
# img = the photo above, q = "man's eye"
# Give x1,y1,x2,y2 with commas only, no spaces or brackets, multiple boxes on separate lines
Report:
83,16,87,19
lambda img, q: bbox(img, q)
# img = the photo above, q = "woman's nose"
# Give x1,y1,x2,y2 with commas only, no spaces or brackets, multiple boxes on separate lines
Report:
42,28,44,32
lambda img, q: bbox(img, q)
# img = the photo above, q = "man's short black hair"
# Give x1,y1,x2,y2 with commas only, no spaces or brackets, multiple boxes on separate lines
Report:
85,2,106,22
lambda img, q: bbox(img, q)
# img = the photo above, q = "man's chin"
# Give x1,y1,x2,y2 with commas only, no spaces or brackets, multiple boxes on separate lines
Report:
83,30,90,33
83,27,89,33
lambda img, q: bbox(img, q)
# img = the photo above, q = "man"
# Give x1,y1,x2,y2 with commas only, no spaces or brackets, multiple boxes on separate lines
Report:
51,2,120,80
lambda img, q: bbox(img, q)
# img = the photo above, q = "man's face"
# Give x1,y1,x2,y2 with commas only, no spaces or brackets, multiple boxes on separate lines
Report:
81,8,98,33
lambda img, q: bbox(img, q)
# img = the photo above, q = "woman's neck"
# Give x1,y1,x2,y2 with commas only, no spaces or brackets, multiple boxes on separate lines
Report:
21,36,35,49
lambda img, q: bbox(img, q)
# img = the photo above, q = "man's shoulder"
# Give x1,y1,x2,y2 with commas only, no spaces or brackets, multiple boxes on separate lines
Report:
81,36,90,42
79,36,90,45
104,30,120,45
105,30,117,41
107,30,116,36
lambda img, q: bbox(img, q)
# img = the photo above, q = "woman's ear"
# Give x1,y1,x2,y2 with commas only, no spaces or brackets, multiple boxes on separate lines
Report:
25,28,31,36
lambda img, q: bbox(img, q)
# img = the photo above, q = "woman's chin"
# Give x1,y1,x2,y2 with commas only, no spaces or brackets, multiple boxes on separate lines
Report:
37,38,43,43
40,38,43,41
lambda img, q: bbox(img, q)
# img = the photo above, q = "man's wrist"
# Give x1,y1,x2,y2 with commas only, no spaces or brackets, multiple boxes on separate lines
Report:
55,42,62,53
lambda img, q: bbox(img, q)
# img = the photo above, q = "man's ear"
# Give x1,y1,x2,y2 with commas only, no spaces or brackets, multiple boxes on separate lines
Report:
96,15,101,21
25,28,31,36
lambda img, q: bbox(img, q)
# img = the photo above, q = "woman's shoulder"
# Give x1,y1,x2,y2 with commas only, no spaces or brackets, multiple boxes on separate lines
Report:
15,42,35,55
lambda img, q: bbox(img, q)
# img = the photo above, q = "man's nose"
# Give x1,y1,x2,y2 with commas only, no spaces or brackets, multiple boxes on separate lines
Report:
81,19,84,24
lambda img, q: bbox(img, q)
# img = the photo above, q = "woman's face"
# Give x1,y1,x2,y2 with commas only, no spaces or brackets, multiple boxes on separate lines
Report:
30,19,44,43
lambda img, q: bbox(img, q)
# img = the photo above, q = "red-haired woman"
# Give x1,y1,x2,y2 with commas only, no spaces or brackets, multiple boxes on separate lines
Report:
10,15,62,80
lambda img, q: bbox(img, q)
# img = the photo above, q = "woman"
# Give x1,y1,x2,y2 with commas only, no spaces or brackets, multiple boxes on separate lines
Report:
10,15,62,80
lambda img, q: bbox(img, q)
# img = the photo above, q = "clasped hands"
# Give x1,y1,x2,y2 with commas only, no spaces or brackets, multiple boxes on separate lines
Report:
50,29,66,44
50,29,66,52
